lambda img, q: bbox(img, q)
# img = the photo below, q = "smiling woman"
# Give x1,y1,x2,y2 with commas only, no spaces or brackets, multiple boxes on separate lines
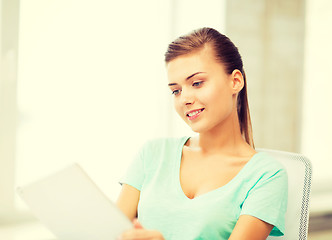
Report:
166,27,253,143
167,47,241,135
116,28,288,240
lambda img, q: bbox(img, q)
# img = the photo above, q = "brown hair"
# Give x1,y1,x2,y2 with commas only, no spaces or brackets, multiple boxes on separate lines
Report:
165,27,254,147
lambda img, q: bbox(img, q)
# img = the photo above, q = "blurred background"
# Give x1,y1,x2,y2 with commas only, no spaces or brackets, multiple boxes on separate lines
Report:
0,0,331,239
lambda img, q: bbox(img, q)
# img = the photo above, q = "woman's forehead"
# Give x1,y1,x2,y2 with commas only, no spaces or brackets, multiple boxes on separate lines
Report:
166,48,223,81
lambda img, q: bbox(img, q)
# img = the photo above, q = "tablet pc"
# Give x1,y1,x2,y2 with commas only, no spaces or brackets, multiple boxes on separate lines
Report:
17,163,133,240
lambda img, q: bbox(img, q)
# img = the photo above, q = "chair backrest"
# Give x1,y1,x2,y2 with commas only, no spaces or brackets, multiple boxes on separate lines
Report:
257,149,312,240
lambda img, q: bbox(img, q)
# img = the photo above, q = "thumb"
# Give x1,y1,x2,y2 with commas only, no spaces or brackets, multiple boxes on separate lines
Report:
133,218,144,229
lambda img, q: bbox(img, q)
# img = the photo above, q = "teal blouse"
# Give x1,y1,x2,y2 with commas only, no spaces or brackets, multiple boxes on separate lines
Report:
121,136,288,240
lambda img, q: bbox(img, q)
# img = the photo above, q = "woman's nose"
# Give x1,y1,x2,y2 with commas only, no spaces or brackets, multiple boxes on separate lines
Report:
181,90,195,105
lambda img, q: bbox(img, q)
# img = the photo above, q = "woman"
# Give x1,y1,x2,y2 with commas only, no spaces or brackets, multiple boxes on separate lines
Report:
117,27,288,240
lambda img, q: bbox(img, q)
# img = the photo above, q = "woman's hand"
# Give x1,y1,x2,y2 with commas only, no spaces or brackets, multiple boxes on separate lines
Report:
118,219,165,240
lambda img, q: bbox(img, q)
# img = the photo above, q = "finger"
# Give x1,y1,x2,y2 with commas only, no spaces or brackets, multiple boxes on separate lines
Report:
118,229,147,240
133,218,144,229
118,229,163,240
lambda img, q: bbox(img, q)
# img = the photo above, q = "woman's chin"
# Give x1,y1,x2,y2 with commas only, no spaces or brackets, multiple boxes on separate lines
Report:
188,123,217,134
189,125,207,134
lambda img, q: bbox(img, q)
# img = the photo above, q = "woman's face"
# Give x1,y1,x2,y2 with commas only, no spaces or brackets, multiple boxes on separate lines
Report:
166,46,242,133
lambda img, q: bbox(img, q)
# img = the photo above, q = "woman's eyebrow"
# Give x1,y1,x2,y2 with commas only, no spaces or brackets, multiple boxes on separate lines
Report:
168,72,206,86
186,72,206,80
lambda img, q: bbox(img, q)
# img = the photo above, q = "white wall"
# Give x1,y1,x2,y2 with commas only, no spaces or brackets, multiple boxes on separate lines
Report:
0,0,19,214
16,0,172,208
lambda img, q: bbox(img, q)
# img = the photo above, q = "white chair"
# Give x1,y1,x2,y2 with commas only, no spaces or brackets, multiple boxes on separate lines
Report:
257,149,312,240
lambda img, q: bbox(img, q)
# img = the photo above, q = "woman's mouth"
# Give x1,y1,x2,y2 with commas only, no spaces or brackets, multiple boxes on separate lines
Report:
186,108,204,120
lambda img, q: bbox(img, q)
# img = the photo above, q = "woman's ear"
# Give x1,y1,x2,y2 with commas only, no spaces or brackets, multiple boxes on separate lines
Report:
231,69,244,94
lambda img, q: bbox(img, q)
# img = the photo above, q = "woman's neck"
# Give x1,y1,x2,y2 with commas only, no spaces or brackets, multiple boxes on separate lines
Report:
191,111,251,156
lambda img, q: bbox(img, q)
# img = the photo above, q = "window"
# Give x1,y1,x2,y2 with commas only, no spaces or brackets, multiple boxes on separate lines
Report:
15,0,226,210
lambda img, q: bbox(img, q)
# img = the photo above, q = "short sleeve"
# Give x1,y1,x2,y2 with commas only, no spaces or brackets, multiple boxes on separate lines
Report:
119,143,147,191
240,167,288,236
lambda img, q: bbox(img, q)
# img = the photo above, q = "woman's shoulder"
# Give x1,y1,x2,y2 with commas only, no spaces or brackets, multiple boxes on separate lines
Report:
141,136,190,150
247,151,288,179
240,151,288,199
136,136,189,171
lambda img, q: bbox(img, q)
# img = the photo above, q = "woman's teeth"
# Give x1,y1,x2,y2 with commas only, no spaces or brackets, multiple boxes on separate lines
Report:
187,109,203,117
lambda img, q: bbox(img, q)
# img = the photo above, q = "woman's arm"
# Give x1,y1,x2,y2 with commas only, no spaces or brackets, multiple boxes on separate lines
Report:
116,185,165,240
229,215,274,240
116,184,140,220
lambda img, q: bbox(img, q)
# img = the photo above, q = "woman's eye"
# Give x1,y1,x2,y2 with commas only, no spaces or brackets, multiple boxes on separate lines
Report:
172,89,181,95
193,81,203,87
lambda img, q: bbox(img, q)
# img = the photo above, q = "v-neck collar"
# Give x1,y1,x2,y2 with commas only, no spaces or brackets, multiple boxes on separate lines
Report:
175,136,261,201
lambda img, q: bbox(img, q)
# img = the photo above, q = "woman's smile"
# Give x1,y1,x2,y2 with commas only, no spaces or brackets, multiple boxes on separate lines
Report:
186,108,205,120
